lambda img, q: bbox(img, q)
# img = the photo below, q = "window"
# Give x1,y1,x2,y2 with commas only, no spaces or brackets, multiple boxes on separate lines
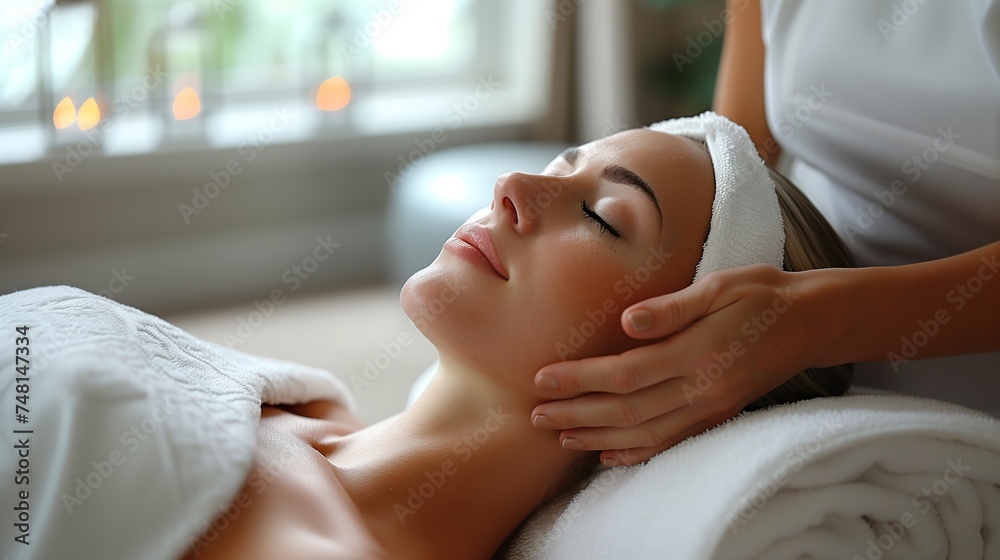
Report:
0,0,552,164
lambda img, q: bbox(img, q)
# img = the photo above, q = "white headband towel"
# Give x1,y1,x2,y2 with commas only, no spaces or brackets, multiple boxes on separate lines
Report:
647,111,785,281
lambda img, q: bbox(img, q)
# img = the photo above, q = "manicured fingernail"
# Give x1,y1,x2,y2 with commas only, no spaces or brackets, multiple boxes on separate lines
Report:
536,373,560,391
532,414,555,429
602,456,621,467
627,309,653,332
561,437,584,450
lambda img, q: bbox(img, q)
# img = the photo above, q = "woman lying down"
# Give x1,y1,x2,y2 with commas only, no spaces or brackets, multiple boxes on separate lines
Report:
0,113,854,560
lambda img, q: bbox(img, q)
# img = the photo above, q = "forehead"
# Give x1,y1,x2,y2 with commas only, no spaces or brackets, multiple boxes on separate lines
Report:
589,128,709,165
580,128,715,201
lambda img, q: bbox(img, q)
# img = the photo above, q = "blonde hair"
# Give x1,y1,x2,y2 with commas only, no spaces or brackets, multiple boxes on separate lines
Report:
742,165,855,411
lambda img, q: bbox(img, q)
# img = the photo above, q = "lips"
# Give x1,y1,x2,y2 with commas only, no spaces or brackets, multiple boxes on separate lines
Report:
451,223,509,280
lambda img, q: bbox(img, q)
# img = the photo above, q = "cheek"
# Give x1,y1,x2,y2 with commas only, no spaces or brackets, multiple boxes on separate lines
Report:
526,239,692,360
520,242,642,359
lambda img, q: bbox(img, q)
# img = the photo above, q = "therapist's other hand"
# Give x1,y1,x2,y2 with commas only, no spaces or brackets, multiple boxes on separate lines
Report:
531,264,839,467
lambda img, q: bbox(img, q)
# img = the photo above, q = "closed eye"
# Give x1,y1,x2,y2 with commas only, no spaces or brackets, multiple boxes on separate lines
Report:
581,200,621,239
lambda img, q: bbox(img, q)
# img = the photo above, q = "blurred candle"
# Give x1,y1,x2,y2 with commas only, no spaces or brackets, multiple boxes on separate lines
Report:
172,86,201,120
317,76,351,111
78,97,101,130
53,97,77,129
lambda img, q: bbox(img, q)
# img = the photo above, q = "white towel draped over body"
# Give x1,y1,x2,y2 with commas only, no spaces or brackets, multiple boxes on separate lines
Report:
503,394,1000,560
0,286,353,560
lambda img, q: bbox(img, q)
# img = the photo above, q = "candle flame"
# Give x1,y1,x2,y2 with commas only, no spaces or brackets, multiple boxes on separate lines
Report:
317,77,351,112
78,97,101,130
173,87,201,120
53,97,77,129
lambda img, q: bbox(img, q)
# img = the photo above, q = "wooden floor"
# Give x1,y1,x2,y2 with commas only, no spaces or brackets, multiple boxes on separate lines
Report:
164,284,438,425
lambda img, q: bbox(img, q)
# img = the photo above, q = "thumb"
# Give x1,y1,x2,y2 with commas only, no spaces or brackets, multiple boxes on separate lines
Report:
621,279,717,339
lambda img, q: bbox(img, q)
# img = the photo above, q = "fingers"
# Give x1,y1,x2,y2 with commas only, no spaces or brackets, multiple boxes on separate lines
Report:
621,273,725,339
531,378,690,430
534,343,681,396
529,266,802,466
555,407,727,466
534,273,736,395
599,417,721,467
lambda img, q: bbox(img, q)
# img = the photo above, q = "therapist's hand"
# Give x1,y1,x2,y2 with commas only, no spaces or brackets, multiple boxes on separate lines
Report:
530,264,843,467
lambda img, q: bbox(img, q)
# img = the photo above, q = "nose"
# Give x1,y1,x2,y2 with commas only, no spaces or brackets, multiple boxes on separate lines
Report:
492,171,553,233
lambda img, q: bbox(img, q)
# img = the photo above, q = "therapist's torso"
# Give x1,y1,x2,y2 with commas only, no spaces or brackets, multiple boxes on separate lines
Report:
760,0,1000,416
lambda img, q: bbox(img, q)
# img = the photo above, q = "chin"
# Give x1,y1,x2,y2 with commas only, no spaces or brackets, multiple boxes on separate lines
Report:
401,257,527,375
399,267,434,334
399,257,474,341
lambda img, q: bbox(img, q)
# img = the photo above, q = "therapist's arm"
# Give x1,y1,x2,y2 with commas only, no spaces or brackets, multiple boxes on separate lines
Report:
824,240,1000,368
713,0,780,166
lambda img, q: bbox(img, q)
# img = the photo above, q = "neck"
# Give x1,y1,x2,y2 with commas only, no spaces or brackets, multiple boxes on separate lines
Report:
329,357,587,559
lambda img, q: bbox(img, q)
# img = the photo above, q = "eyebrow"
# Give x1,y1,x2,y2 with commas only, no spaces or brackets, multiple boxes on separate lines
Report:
558,146,663,229
601,165,663,229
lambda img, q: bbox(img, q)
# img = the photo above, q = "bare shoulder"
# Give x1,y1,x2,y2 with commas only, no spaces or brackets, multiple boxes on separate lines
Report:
181,405,386,560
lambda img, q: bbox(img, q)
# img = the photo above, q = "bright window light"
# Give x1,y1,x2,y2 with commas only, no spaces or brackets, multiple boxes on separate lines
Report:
0,0,552,165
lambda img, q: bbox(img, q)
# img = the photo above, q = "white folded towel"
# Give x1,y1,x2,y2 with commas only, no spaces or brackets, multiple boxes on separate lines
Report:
647,112,785,281
0,286,353,560
501,394,1000,560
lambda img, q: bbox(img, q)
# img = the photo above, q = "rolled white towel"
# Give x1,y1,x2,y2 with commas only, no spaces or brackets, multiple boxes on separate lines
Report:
502,394,1000,560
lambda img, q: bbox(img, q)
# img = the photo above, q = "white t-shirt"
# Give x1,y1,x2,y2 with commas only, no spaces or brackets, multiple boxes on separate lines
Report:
761,0,1000,416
